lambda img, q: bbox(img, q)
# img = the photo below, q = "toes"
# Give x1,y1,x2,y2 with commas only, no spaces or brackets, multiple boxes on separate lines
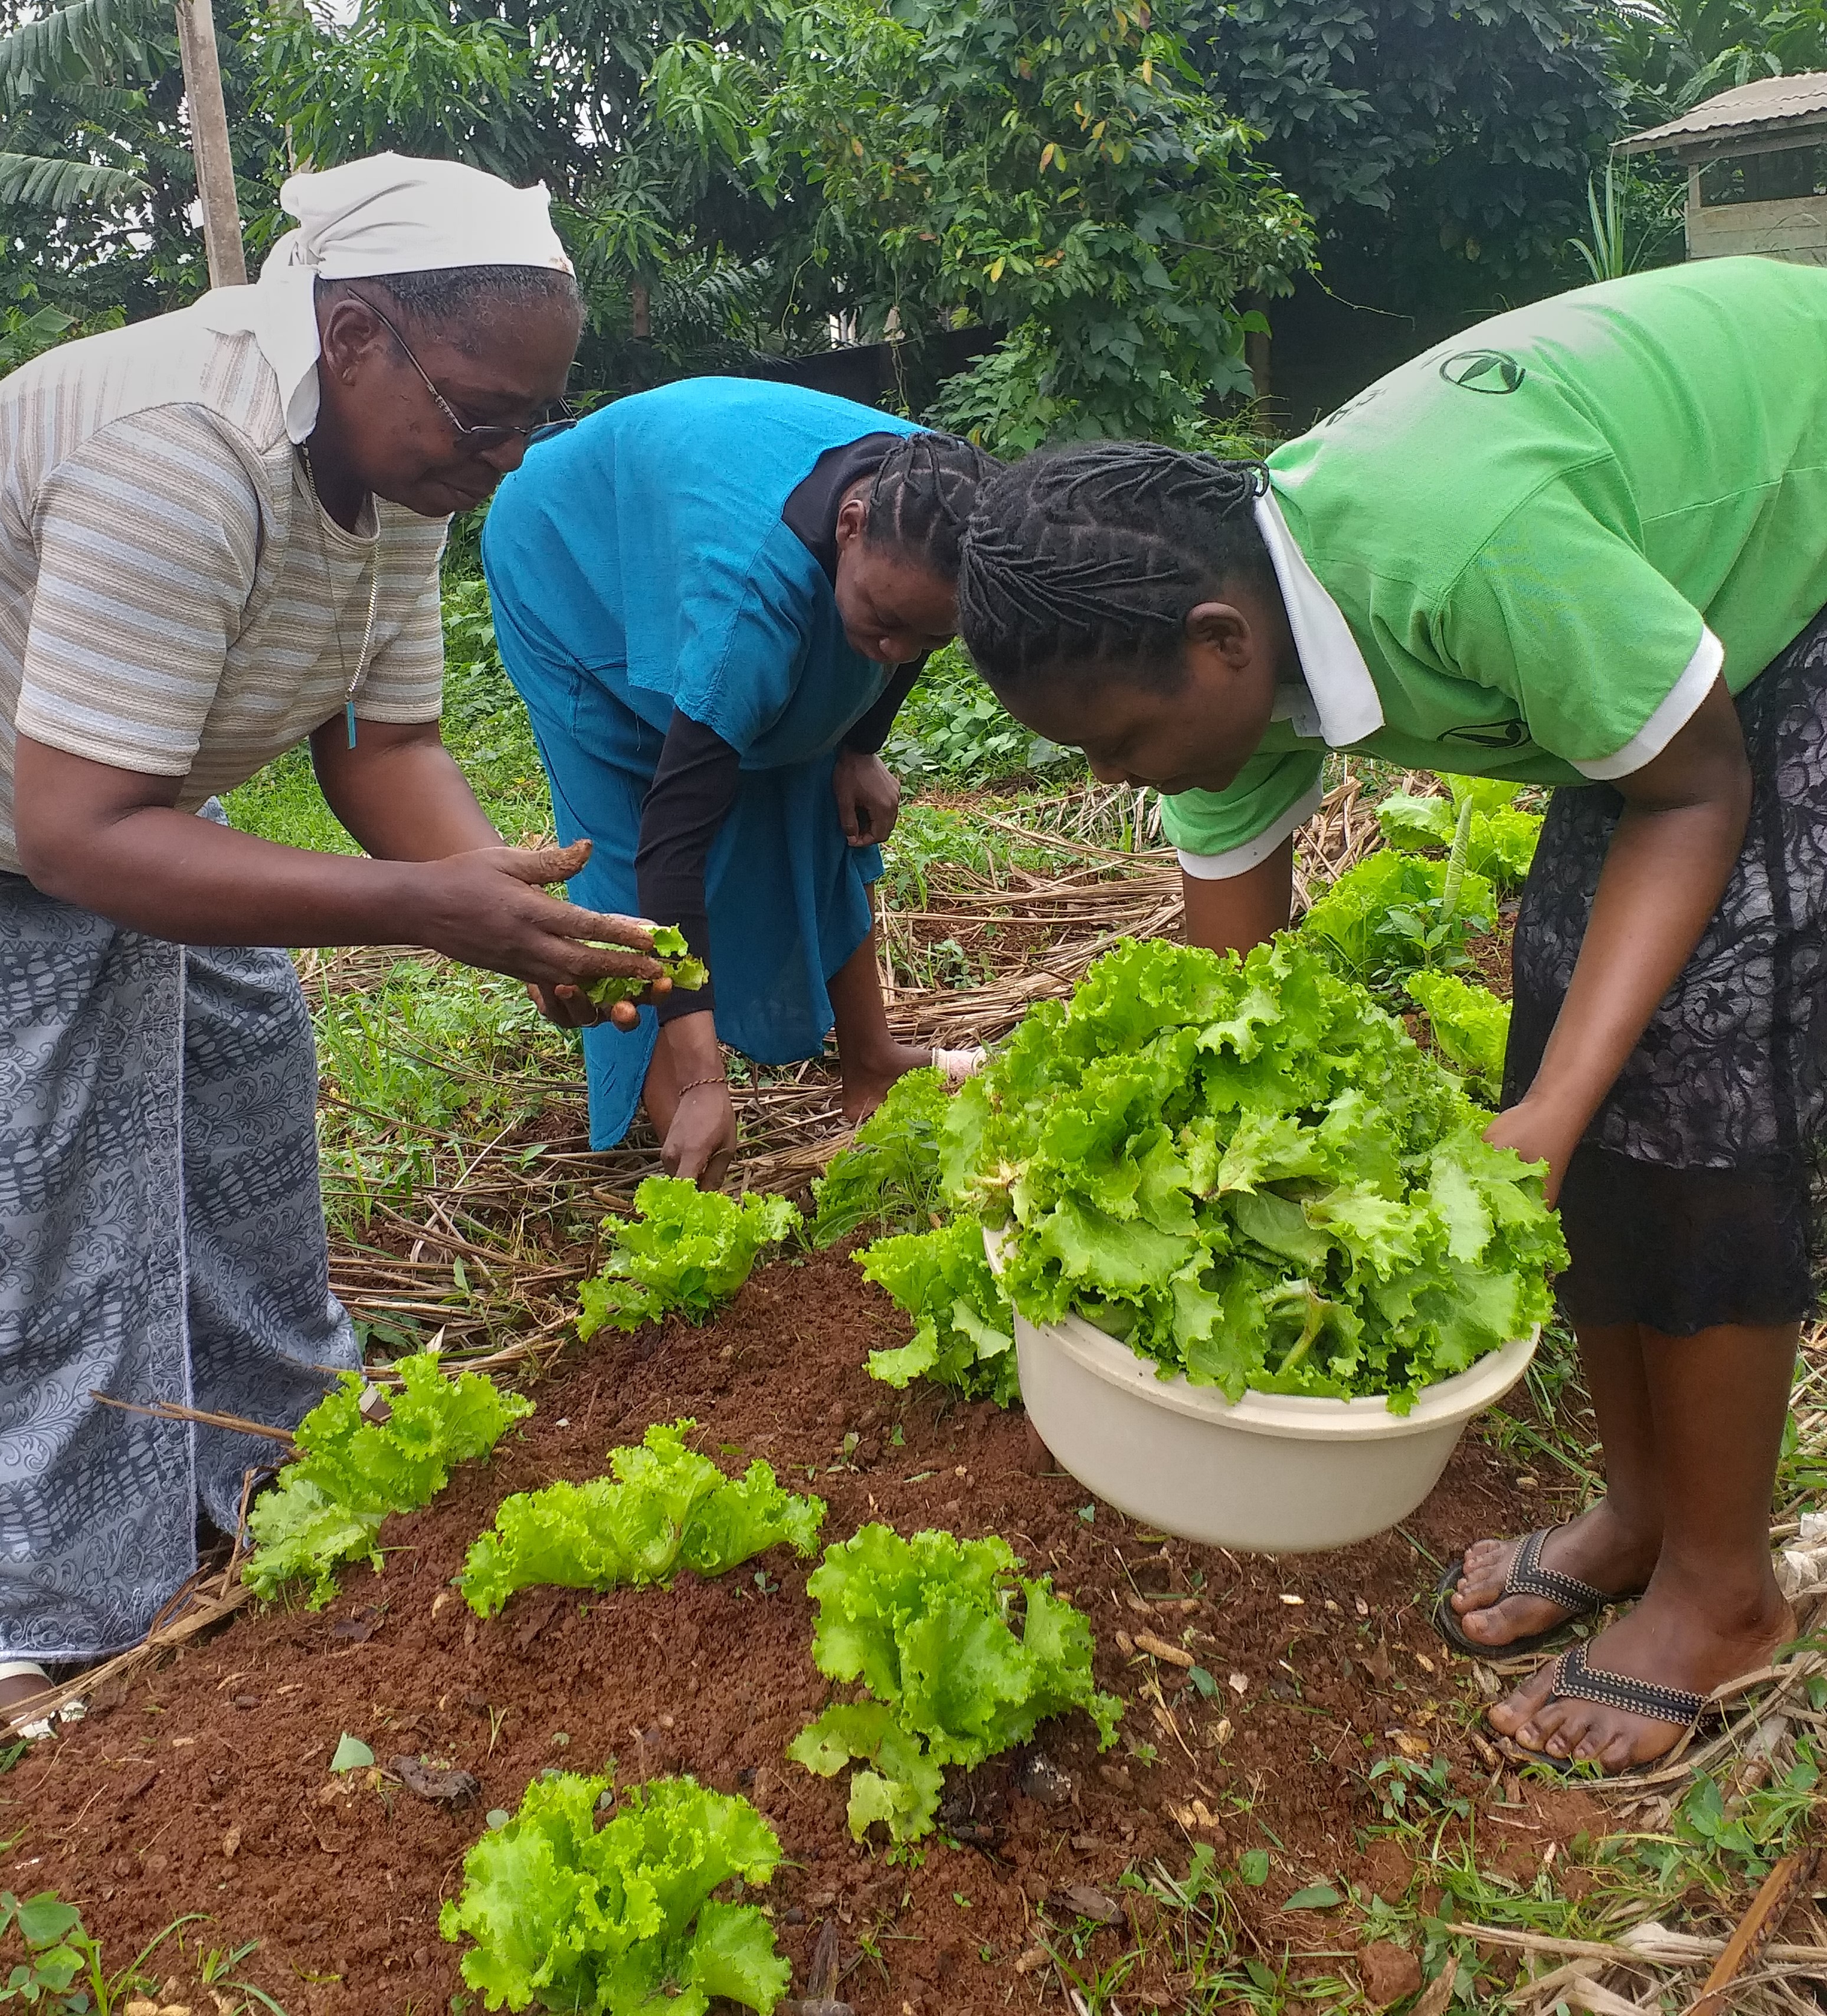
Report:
1488,1664,1555,1736
1461,1594,1540,1644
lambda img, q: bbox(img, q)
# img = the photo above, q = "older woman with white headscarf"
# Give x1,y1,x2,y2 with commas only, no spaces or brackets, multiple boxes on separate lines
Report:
0,153,663,1721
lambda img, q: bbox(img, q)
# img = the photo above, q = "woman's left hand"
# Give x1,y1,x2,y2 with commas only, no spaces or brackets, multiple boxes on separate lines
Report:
1483,1097,1584,1206
833,748,902,846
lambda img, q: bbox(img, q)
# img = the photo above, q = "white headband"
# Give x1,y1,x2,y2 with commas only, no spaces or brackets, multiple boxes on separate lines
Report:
197,152,573,444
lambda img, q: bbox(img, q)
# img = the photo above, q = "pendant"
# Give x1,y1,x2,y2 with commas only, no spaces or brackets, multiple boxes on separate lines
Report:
346,701,358,750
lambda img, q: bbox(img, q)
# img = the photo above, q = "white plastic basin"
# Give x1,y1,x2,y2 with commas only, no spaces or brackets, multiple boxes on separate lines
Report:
1003,1256,1537,1553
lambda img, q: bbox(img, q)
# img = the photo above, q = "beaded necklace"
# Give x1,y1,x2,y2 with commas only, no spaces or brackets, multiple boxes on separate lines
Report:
297,442,381,749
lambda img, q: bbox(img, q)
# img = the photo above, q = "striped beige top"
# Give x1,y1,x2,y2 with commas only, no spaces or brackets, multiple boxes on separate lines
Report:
0,300,447,874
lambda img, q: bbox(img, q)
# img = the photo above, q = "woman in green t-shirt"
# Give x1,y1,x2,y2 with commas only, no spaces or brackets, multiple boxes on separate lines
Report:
952,261,1827,1775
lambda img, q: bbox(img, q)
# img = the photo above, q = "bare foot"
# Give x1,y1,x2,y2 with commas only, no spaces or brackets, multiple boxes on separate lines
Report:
840,1043,934,1124
1489,1579,1793,1772
1451,1500,1660,1650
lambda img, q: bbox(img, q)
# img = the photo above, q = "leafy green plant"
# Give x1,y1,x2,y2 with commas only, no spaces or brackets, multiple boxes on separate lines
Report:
459,1418,824,1617
1299,848,1496,992
577,1177,800,1339
0,1891,201,2014
884,643,1077,785
810,1066,950,1245
1405,969,1511,1106
950,936,1565,1410
1366,1753,1469,1828
245,1352,532,1608
788,1525,1121,1843
1374,776,1541,889
583,923,708,1009
1654,1738,1821,1884
440,1773,790,2015
654,0,1314,451
859,1218,1018,1405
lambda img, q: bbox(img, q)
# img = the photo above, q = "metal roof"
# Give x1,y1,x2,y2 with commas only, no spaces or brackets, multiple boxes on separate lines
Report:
1615,72,1827,155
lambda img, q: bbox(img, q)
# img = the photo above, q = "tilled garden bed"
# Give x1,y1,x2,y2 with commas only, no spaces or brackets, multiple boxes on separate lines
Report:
1,1247,1597,2014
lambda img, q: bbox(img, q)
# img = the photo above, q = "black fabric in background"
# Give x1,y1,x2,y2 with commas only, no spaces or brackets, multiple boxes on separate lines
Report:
634,432,927,1025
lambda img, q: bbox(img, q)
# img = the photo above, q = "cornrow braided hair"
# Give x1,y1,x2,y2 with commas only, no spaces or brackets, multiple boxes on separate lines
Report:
957,442,1273,689
865,430,1004,581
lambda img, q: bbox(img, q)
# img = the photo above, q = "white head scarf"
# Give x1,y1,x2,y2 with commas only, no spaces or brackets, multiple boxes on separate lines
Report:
197,152,574,443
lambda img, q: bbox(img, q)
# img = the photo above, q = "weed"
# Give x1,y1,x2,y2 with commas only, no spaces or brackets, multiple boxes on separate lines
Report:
0,1893,204,2015
884,643,1082,788
1638,1737,1820,1889
1366,1753,1472,1828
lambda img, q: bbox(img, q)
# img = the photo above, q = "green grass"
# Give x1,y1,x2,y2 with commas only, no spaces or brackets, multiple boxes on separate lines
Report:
885,639,1085,788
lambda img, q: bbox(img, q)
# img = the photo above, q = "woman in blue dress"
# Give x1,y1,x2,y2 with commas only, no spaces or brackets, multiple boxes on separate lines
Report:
483,377,997,1185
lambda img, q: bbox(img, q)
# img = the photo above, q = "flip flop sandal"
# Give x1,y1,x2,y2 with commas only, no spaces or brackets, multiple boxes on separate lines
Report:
1432,1525,1632,1660
1497,1641,1711,1775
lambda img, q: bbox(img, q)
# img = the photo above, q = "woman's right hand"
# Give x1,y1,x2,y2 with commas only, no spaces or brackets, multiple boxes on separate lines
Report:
662,1079,738,1189
415,838,672,999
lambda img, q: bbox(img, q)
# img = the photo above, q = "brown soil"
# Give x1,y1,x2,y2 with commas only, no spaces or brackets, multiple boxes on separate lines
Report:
2,1249,1599,2014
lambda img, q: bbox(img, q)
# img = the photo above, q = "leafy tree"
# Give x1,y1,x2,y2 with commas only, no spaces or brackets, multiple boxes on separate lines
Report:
0,0,286,326
1187,0,1625,313
1605,0,1827,124
654,0,1314,450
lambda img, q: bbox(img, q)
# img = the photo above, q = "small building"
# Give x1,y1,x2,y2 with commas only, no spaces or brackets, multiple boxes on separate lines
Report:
1616,73,1827,266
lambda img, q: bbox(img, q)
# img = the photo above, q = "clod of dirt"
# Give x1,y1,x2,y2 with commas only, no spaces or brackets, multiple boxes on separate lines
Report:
513,1592,564,1652
1360,1839,1416,1903
1014,1751,1073,1808
778,1919,854,2016
1053,1884,1122,1926
389,1756,482,1804
1358,1942,1423,2007
330,1608,382,1644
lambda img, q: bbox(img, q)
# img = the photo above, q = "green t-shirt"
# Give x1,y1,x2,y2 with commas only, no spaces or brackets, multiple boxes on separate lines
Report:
1163,255,1827,867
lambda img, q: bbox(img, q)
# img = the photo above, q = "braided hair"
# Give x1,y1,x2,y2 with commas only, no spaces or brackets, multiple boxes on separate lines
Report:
864,430,1004,581
957,443,1273,688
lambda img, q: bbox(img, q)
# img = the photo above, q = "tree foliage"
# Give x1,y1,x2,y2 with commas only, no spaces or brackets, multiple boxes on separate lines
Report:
1188,0,1624,304
656,0,1314,449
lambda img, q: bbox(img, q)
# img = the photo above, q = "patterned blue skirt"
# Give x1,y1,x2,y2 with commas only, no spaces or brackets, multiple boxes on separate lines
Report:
0,853,356,1660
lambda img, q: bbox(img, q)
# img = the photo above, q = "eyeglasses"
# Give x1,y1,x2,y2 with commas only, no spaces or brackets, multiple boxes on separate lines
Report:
355,290,577,451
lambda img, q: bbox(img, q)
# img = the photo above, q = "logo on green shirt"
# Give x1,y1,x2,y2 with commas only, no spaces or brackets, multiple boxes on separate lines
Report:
1440,719,1531,748
1439,350,1526,395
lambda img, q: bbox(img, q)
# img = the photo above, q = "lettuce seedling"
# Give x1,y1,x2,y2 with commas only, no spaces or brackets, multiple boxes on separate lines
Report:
1376,776,1541,889
1406,969,1511,1106
245,1352,532,1608
584,922,708,1008
859,1218,1017,1404
577,1176,801,1338
810,1065,950,1245
440,1772,790,2015
1300,848,1496,992
788,1525,1121,1843
460,1418,824,1617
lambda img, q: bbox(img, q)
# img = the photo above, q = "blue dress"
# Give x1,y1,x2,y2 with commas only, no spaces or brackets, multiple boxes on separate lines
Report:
482,378,921,1148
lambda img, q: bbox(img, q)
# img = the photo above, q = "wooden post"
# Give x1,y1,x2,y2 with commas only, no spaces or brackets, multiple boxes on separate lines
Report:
173,0,247,287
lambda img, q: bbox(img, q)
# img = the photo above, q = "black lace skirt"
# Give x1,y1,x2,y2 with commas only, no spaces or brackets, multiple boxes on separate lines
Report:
1503,612,1827,1335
